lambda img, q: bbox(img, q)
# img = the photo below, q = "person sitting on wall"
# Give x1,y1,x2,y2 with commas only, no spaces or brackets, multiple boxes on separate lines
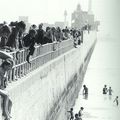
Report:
0,59,13,120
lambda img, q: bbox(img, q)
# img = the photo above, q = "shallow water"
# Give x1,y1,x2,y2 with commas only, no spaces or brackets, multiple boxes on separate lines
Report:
73,34,120,120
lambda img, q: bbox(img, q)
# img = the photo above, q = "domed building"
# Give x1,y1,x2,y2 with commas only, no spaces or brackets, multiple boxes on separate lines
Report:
71,3,95,30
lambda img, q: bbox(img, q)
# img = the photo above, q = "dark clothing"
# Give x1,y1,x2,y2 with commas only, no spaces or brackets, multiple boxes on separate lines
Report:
0,37,8,48
83,87,88,94
23,34,35,47
6,33,17,49
23,34,36,63
43,30,52,44
67,110,74,120
18,38,23,49
103,87,107,94
35,29,44,44
78,111,81,117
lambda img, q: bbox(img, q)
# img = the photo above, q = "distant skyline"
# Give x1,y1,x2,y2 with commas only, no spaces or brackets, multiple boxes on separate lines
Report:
0,0,120,37
0,0,88,24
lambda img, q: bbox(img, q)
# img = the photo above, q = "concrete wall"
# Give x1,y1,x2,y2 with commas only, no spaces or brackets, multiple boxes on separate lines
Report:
0,31,97,120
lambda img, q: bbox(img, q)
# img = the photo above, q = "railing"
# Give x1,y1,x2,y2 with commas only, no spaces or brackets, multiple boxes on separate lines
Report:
6,39,74,84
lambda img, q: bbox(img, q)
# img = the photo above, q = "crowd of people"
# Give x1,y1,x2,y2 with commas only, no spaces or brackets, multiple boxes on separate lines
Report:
0,21,84,63
0,21,89,120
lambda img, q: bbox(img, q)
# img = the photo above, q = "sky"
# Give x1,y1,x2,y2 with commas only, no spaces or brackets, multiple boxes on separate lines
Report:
0,0,120,37
0,0,88,24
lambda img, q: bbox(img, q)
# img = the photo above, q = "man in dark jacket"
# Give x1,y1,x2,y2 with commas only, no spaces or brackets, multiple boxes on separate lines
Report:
23,29,36,63
35,23,45,45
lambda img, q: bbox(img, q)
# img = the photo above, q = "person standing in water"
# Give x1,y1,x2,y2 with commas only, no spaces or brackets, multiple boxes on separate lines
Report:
67,108,74,120
83,85,88,95
113,96,119,106
107,87,113,95
103,85,108,94
74,113,82,120
78,107,84,118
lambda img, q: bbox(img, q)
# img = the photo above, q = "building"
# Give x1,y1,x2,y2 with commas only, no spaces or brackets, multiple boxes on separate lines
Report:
71,3,95,30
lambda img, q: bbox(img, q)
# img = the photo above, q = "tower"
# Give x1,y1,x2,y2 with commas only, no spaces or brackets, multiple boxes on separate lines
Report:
88,0,92,14
64,10,67,27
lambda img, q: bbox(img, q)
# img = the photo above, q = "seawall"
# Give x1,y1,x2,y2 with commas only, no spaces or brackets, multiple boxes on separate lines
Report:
0,31,97,120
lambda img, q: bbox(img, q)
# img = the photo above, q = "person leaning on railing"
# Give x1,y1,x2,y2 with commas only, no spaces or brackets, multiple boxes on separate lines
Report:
22,29,37,63
0,25,11,49
35,23,45,45
6,21,26,50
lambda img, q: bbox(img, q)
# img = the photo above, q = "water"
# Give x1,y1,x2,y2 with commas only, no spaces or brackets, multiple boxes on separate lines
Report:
73,33,120,120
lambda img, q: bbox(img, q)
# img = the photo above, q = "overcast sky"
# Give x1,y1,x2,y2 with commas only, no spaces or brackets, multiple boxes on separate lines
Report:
0,0,120,37
0,0,88,24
